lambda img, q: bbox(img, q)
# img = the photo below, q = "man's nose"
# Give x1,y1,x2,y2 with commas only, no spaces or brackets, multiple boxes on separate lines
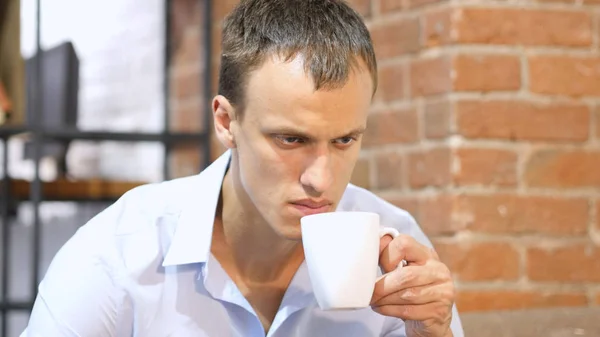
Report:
300,152,333,195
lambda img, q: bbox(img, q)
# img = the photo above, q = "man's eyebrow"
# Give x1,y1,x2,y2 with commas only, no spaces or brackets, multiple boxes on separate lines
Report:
264,126,367,139
263,127,313,138
342,126,367,137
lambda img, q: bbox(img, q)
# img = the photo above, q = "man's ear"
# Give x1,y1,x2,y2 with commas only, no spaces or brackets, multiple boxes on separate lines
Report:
212,95,237,149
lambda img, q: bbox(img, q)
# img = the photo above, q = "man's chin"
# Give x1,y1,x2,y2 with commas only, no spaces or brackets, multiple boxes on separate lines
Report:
273,228,302,241
273,215,303,241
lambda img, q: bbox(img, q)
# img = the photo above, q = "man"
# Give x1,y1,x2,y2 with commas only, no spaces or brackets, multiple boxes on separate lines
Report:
20,0,464,336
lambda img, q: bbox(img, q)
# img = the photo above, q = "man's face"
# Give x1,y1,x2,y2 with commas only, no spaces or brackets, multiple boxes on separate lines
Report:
223,54,374,240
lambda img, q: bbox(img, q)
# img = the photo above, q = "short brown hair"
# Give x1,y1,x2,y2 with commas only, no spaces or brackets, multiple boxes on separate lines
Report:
218,0,378,116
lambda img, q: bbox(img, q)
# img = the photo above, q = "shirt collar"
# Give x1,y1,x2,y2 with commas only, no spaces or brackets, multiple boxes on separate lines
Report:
162,149,232,267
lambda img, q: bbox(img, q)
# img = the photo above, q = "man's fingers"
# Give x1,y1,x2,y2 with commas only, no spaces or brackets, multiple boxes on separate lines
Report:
371,282,451,307
379,234,432,273
379,234,394,255
372,302,451,325
371,265,437,304
372,260,453,303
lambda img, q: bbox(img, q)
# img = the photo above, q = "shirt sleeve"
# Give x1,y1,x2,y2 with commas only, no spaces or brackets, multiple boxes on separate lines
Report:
19,212,131,337
381,303,465,337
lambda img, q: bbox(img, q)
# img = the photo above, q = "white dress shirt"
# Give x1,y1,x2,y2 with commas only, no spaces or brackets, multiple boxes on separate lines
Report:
19,150,464,337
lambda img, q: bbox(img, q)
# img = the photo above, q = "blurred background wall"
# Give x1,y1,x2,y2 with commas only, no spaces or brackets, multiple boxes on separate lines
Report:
5,0,165,182
1,0,169,335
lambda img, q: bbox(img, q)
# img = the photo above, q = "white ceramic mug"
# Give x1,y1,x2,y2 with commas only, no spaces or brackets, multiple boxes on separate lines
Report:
300,211,400,310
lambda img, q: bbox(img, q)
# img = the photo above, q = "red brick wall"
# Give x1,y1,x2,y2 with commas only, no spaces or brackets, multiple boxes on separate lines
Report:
168,0,208,177
171,0,600,313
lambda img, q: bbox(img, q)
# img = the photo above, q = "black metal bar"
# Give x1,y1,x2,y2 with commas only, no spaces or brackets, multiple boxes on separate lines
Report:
11,196,132,203
0,126,27,137
163,0,172,181
41,129,208,143
1,137,10,337
202,0,212,169
0,127,208,143
30,0,43,310
0,301,33,312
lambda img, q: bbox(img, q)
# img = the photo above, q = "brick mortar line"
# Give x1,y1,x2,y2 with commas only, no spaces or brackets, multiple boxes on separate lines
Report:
362,139,600,155
591,284,600,303
441,44,597,56
374,186,451,198
416,97,426,143
170,62,205,76
592,105,598,141
406,45,599,63
455,282,597,292
516,241,528,285
377,58,411,68
453,138,599,149
475,186,597,197
447,95,458,138
400,151,410,193
373,55,413,67
368,5,435,24
367,155,377,193
412,96,430,191
590,104,598,147
379,92,600,108
590,196,600,245
417,96,452,106
431,230,590,242
449,228,592,239
523,187,600,198
449,0,600,11
370,100,417,114
398,222,591,241
368,0,376,19
516,49,530,195
361,144,448,158
525,49,600,57
375,186,600,198
386,183,600,199
587,288,596,306
403,60,412,102
363,147,411,156
360,144,440,157
593,8,600,52
516,143,528,195
519,49,530,102
170,96,205,109
386,48,450,64
358,149,371,160
449,92,600,104
374,46,528,69
370,0,381,18
371,2,453,21
180,24,202,38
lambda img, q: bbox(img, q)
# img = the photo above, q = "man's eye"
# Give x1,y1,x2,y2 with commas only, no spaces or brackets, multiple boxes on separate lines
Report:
333,137,356,145
276,136,305,144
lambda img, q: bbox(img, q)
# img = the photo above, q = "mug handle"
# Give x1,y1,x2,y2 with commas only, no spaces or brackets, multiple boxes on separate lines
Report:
379,227,408,269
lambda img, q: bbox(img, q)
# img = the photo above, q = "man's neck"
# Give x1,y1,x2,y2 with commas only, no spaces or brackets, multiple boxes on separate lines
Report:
211,168,304,284
208,160,306,334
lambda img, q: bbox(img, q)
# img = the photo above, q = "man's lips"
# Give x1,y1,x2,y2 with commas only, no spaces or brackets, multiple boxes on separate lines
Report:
290,199,333,216
292,199,332,208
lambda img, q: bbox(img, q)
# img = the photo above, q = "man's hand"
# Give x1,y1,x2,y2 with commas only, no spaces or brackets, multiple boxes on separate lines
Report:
370,234,454,337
